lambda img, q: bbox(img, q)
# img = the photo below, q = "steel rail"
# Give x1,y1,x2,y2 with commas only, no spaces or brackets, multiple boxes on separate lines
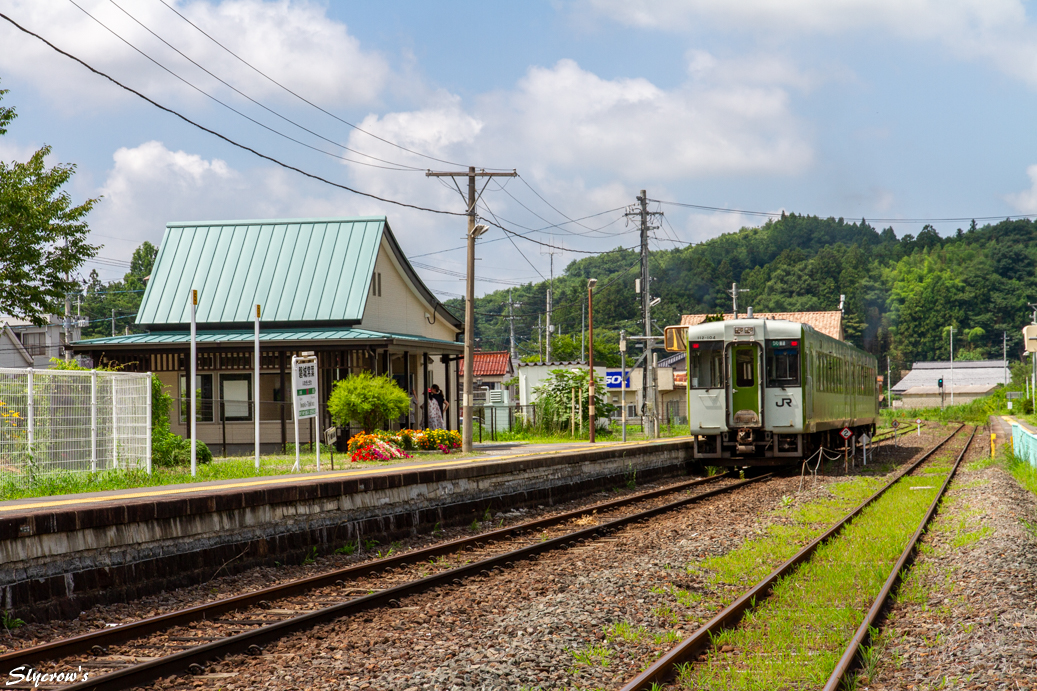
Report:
823,425,976,690
46,474,771,691
0,470,732,671
619,423,964,691
872,423,921,442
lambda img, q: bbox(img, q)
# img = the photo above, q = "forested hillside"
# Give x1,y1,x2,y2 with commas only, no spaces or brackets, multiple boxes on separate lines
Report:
448,214,1037,370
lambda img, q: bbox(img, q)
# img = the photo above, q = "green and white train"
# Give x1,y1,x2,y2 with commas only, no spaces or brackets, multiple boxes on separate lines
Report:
664,317,879,463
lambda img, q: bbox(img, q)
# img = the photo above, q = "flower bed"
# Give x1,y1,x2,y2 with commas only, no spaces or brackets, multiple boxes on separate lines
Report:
347,429,462,462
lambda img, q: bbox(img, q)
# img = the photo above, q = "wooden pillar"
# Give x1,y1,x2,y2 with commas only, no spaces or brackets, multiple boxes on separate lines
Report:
279,349,287,454
403,350,410,429
442,355,452,431
422,352,429,429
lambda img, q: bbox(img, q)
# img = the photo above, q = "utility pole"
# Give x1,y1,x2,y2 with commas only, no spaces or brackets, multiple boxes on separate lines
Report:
63,284,71,361
111,308,115,338
588,278,597,442
727,282,749,318
507,288,520,361
949,326,956,406
625,190,663,437
539,315,547,361
1004,331,1008,386
426,167,517,454
542,237,560,364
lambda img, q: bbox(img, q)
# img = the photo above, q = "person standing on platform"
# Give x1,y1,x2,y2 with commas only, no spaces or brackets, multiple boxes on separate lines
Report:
428,384,447,430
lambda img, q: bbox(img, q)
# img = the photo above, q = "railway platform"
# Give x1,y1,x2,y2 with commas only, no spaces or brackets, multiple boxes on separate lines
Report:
0,437,696,622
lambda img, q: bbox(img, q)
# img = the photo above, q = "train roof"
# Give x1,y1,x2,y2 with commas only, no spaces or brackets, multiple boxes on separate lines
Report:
685,317,805,340
682,311,843,340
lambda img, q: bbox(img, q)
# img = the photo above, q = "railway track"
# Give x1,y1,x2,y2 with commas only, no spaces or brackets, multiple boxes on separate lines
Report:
621,423,973,691
3,469,773,691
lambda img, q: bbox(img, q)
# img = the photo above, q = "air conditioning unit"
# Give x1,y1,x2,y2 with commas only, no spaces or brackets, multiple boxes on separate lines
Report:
488,389,510,406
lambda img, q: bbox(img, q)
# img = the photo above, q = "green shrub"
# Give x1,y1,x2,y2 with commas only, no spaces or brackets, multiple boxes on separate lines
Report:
152,429,211,466
327,372,410,432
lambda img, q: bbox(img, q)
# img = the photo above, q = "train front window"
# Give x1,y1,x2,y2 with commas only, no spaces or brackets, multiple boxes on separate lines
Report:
735,349,755,387
766,339,801,387
687,341,723,388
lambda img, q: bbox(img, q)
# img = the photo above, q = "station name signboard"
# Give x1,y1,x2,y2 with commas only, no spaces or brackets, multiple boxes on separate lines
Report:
293,357,318,420
605,371,631,389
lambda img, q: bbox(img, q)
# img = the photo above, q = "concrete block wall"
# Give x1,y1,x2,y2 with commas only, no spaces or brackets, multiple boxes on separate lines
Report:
0,441,694,621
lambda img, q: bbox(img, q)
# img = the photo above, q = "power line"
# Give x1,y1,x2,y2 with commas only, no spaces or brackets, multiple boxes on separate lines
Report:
67,0,418,172
653,198,1037,225
411,261,528,286
152,0,509,171
409,204,627,259
106,0,426,171
0,11,465,217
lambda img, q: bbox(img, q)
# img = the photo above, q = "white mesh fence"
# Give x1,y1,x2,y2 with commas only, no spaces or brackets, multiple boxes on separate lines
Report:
0,367,151,481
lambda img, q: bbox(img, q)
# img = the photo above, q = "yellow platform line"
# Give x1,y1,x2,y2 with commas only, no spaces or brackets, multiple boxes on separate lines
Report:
0,437,689,514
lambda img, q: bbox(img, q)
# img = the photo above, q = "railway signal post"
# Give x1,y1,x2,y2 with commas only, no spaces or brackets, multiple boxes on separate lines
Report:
840,427,853,473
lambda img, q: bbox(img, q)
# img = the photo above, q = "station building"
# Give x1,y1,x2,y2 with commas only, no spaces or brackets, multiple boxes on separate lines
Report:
72,217,463,454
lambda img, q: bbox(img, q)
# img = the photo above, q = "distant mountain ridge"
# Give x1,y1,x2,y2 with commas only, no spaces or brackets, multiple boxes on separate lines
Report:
452,214,1037,370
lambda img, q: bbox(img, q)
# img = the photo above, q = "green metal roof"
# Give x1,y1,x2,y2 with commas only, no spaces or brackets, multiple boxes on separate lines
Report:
75,327,460,348
137,217,387,327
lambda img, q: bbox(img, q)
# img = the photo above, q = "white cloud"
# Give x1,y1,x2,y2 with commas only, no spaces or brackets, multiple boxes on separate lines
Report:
583,0,1037,89
88,140,361,257
0,0,389,109
349,58,811,187
1005,164,1037,213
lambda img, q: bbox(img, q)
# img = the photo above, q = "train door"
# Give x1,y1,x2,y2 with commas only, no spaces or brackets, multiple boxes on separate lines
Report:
730,345,761,426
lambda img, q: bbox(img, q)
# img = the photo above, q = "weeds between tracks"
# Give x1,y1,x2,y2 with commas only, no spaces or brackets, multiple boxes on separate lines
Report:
675,439,962,689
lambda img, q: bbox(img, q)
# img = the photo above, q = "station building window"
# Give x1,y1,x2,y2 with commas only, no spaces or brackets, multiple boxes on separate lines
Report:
179,373,214,422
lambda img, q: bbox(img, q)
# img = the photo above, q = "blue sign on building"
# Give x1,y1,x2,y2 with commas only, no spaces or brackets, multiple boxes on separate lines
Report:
605,370,630,389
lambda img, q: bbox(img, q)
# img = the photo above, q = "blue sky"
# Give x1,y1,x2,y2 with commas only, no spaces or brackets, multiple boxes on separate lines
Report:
3,1,1037,296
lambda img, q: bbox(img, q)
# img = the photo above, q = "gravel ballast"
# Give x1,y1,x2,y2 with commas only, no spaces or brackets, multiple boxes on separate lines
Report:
867,430,1037,690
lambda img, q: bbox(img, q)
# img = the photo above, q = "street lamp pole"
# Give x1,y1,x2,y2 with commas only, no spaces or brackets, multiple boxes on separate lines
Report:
588,278,597,443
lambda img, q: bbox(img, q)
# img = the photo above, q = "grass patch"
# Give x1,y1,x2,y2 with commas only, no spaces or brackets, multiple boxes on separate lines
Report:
0,450,430,502
680,448,956,690
604,621,649,643
1005,449,1037,496
698,476,885,589
569,643,612,669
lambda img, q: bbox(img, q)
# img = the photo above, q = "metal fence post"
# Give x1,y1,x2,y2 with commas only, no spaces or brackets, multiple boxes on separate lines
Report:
90,370,97,473
112,373,118,469
145,372,152,475
26,369,34,460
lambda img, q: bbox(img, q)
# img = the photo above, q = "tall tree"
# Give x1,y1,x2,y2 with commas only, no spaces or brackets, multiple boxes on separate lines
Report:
0,83,98,324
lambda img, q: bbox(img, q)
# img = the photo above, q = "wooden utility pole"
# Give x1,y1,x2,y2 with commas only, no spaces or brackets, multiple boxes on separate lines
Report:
425,167,517,453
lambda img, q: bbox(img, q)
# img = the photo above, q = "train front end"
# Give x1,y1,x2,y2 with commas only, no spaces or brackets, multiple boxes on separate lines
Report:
665,318,805,464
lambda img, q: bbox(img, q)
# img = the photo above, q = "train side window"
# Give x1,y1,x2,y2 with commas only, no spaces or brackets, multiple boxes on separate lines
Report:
687,341,723,388
765,340,801,387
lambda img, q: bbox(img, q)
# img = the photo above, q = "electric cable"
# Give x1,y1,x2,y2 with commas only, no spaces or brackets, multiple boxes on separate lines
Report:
653,199,1037,225
67,0,417,172
151,0,509,171
0,11,465,216
105,0,425,171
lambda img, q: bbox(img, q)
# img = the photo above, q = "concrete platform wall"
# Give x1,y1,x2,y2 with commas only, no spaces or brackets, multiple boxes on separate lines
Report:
0,441,694,622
